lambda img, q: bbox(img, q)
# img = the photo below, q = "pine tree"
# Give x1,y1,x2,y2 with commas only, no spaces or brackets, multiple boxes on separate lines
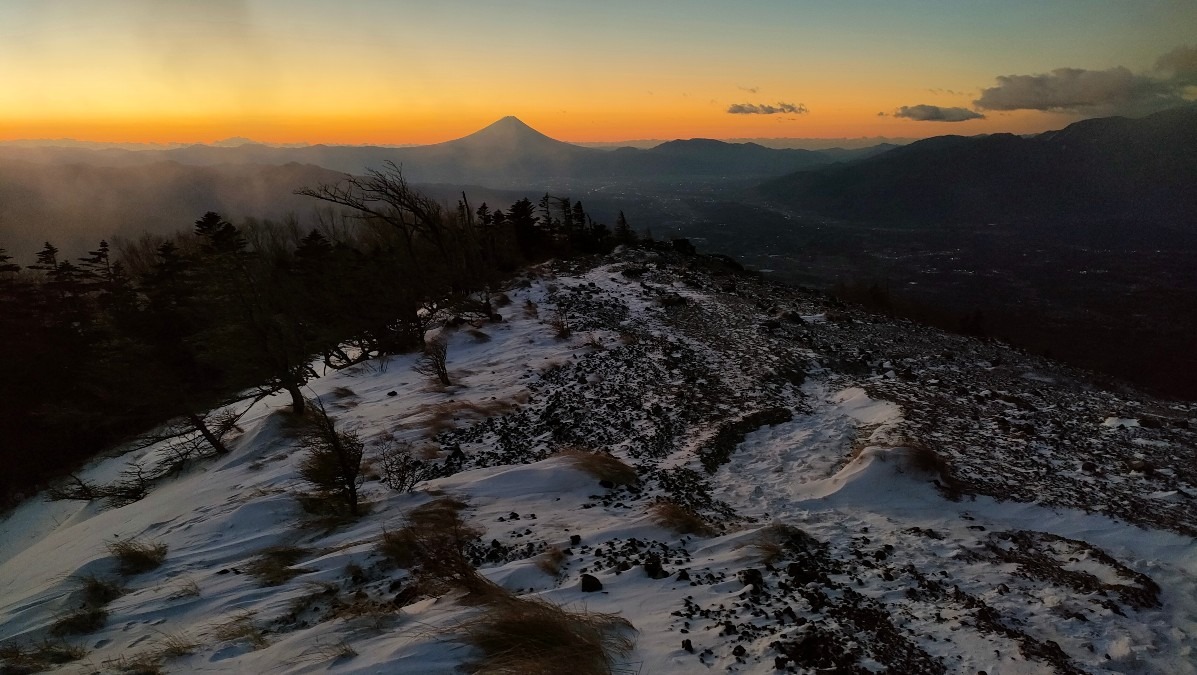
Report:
28,242,59,273
614,211,637,246
0,248,20,275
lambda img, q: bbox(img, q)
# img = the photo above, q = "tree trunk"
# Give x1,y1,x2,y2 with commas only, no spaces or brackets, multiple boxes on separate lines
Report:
286,382,305,415
188,413,229,455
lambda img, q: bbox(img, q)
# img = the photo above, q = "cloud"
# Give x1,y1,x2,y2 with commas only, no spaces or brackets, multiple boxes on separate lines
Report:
974,59,1191,116
893,104,984,122
737,85,760,94
727,102,808,115
1156,45,1197,85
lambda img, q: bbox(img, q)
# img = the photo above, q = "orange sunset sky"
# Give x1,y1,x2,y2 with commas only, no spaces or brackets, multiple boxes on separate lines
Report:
2,0,1195,145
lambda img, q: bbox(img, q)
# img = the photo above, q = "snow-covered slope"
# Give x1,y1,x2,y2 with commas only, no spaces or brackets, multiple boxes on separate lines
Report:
2,249,1194,674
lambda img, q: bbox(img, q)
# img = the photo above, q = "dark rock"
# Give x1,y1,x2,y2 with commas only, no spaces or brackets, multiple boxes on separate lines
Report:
672,238,697,255
676,569,691,581
660,293,688,307
570,534,582,546
386,390,397,397
740,568,766,593
682,638,694,653
580,574,603,592
644,555,669,580
599,479,615,489
733,645,747,657
1128,459,1155,476
787,562,817,584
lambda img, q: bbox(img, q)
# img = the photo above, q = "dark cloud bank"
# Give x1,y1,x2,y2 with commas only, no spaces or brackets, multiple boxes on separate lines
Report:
893,105,984,122
727,102,809,115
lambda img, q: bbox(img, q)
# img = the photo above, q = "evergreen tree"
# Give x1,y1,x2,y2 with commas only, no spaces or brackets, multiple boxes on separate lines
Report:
0,248,20,275
614,211,637,246
28,242,59,272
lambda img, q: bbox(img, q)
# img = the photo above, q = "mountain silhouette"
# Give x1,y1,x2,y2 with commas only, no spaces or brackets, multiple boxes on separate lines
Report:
759,106,1197,232
0,117,868,187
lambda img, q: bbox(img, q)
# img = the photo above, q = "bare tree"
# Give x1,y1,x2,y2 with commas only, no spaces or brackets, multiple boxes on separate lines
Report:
296,161,448,265
413,337,452,386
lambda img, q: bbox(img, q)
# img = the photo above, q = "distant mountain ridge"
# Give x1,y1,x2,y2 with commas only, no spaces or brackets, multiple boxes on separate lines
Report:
758,105,1197,229
0,117,884,187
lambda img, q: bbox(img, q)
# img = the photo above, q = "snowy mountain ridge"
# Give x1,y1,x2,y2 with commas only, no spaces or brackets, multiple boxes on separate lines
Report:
1,248,1194,674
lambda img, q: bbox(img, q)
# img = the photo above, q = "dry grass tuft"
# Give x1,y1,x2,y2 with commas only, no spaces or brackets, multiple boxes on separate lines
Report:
107,538,168,575
50,573,123,636
245,545,311,586
548,310,571,339
0,640,88,671
535,546,567,576
299,639,359,662
102,652,164,674
377,497,504,603
743,523,817,564
167,577,201,600
558,448,638,487
418,399,517,436
460,596,635,675
78,574,124,606
211,611,268,649
50,607,108,636
649,501,716,536
523,298,539,318
466,328,492,343
153,631,199,659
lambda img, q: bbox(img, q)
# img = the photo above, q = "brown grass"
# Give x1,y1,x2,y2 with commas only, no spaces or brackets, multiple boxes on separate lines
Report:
0,640,88,671
523,298,539,318
558,448,638,487
582,333,605,350
107,538,168,575
459,596,635,675
378,497,504,603
50,607,108,636
77,574,124,606
244,545,311,586
649,501,715,536
211,611,268,649
417,399,517,436
152,631,199,659
535,546,567,576
548,311,571,339
167,578,201,600
743,523,812,564
101,652,165,674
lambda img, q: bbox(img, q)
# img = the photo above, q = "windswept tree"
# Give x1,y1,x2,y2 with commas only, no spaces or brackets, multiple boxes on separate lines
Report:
298,399,365,516
296,161,449,269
